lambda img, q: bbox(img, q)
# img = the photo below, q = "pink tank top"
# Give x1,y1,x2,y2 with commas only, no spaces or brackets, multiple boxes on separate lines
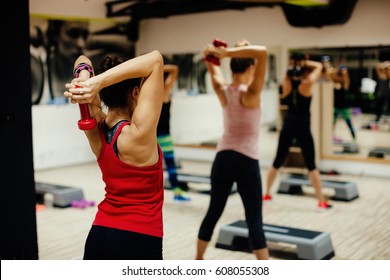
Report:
217,84,261,160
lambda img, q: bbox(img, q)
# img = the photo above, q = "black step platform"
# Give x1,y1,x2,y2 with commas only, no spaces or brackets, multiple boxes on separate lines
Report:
35,182,84,208
277,174,359,201
340,142,359,154
334,141,359,154
216,220,335,260
368,147,390,159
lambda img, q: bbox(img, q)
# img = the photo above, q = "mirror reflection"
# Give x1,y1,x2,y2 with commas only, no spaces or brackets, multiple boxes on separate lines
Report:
162,46,390,163
293,46,390,161
30,16,389,164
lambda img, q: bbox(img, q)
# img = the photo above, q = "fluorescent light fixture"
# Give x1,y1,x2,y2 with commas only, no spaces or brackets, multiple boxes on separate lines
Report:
285,0,329,6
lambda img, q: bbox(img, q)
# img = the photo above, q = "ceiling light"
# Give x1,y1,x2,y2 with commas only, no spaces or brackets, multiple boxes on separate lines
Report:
284,0,329,7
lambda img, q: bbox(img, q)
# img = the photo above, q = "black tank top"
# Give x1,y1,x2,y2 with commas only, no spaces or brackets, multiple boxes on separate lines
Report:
285,80,311,115
334,86,350,109
376,79,390,97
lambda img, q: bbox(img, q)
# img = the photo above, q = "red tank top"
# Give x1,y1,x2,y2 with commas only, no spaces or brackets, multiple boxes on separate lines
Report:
93,121,164,237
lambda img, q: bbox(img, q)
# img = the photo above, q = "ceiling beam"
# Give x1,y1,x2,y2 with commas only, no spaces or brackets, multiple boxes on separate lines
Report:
106,0,277,19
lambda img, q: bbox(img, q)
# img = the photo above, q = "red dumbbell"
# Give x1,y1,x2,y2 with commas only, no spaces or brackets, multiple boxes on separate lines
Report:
75,85,97,130
205,39,228,66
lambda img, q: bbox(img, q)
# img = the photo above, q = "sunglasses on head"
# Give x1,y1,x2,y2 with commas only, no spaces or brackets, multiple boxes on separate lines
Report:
66,28,89,39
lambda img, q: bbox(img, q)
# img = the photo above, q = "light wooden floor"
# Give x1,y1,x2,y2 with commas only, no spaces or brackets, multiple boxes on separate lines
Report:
332,113,390,159
34,159,390,260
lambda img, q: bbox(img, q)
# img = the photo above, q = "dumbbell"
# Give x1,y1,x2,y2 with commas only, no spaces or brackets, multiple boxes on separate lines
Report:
75,85,97,130
205,39,228,66
71,199,95,209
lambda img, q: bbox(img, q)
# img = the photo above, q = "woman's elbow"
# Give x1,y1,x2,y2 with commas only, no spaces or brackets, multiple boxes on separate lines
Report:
150,50,164,66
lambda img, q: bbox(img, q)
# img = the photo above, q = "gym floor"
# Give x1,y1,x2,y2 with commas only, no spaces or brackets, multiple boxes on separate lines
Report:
34,157,390,260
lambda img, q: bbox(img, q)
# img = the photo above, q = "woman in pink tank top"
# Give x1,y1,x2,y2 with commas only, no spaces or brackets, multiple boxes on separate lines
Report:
196,39,269,260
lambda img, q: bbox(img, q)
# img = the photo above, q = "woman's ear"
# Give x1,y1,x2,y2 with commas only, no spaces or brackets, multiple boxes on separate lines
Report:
132,86,139,100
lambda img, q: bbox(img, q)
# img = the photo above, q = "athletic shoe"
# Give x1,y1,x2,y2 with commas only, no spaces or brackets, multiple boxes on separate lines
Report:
263,194,273,201
174,194,191,202
320,169,340,175
317,201,332,211
36,204,46,211
370,123,379,130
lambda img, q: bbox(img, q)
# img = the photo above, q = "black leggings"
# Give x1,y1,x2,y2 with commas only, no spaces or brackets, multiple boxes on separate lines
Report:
83,225,163,260
198,150,267,250
333,108,356,139
375,95,390,122
273,112,316,171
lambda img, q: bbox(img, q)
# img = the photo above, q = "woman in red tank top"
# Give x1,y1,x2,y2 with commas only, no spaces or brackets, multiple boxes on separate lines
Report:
64,51,165,260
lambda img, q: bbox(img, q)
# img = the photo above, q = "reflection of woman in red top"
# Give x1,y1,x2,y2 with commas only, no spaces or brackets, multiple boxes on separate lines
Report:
64,50,164,260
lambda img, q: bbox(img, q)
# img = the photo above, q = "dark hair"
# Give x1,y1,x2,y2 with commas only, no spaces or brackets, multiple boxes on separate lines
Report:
287,52,307,78
287,65,303,78
98,55,142,108
289,52,305,61
230,39,255,74
230,58,255,74
337,65,348,76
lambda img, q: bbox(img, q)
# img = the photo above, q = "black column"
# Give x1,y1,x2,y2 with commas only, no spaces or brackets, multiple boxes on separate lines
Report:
0,0,38,259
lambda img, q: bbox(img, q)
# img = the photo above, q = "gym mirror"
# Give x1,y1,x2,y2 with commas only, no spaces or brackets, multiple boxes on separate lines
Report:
292,45,390,162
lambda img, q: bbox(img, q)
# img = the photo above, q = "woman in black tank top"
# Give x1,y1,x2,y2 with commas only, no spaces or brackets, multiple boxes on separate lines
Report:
263,53,332,211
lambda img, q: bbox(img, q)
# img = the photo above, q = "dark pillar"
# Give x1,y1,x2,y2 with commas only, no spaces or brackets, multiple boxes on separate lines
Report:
0,0,38,259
